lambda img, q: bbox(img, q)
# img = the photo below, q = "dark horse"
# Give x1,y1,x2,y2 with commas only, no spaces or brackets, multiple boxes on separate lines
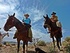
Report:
4,13,31,53
43,14,62,50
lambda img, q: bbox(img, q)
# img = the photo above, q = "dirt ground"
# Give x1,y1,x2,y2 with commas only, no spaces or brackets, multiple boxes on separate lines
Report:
0,44,65,53
0,45,35,53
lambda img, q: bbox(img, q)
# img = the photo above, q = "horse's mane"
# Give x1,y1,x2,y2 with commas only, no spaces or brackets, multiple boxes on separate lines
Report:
14,17,23,26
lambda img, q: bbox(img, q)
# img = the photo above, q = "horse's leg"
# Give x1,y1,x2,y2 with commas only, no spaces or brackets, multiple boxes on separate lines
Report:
52,37,55,49
59,38,63,50
60,38,62,46
23,41,25,53
17,40,20,53
56,38,60,50
25,41,28,53
59,38,63,51
23,41,28,53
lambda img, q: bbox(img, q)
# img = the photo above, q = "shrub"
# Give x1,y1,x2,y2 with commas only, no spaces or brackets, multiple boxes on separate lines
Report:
65,44,70,53
48,45,55,53
64,37,70,53
65,36,70,42
37,40,46,46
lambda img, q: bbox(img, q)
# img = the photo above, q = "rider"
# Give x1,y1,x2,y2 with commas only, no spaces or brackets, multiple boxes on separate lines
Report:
22,14,32,42
48,12,62,37
47,12,58,33
22,14,31,30
51,12,62,29
50,12,58,22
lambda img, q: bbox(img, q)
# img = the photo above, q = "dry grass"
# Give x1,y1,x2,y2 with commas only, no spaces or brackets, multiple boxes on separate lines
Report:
0,41,69,53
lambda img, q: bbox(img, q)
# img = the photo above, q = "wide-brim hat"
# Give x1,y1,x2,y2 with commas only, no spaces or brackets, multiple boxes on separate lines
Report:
24,14,29,17
51,12,56,15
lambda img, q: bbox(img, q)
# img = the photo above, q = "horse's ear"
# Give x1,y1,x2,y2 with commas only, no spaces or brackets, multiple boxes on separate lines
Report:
46,14,48,17
13,13,15,17
43,15,45,18
46,14,49,18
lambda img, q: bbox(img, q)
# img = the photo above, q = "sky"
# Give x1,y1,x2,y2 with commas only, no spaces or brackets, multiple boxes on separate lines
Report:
0,0,70,42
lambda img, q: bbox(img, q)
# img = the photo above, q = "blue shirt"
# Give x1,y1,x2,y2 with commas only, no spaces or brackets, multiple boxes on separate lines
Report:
22,18,31,24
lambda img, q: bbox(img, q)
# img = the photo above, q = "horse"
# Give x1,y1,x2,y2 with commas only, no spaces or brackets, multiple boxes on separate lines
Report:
43,14,62,50
4,13,32,53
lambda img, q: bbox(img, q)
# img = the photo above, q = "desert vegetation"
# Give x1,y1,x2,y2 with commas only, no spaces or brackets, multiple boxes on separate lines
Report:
0,36,70,53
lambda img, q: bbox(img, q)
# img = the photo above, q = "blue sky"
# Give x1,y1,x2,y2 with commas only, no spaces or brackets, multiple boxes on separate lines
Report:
0,0,70,42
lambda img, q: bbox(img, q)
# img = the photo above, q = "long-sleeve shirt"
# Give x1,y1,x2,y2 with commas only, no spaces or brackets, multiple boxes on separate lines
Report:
22,18,31,24
50,16,58,22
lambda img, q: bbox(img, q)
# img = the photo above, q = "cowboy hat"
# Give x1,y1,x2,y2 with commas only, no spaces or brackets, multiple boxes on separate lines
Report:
51,12,56,15
24,14,29,17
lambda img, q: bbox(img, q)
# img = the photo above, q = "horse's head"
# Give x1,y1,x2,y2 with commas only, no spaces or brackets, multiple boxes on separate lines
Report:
4,13,15,31
43,14,51,29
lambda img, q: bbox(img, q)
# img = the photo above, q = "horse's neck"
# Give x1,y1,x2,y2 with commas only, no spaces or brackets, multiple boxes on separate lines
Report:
47,19,52,28
14,18,25,31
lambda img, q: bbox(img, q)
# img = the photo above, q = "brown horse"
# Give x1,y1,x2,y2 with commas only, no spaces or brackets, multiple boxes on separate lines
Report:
43,14,62,50
4,13,31,53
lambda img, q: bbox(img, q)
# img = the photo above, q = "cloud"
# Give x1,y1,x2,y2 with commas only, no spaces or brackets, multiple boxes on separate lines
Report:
0,0,46,23
0,4,10,13
0,0,19,14
32,9,45,22
23,8,46,24
32,29,51,42
0,0,2,2
0,0,20,28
